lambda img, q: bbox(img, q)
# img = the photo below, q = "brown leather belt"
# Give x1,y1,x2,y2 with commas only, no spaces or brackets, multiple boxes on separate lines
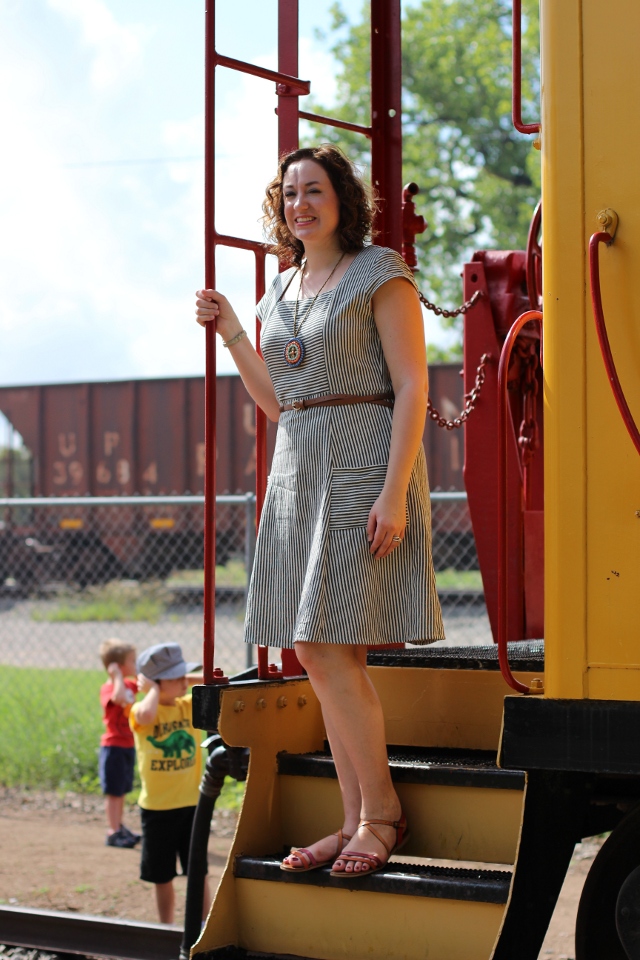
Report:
279,392,394,413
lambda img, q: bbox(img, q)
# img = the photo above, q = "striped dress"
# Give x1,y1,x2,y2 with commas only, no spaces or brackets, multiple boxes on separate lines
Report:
244,244,445,648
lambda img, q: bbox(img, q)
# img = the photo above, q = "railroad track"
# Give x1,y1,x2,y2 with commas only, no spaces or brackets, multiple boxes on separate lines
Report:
0,906,183,960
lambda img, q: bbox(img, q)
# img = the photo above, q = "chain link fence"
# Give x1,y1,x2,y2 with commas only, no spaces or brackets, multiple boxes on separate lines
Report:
0,492,490,788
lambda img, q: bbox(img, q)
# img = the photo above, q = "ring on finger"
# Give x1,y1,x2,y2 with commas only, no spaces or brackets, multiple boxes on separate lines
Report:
391,535,402,542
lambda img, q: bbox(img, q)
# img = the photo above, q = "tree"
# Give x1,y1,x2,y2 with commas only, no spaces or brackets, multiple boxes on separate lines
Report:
309,0,540,356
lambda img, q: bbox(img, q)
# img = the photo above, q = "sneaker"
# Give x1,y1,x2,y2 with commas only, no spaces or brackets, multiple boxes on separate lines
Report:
106,827,138,848
119,823,141,844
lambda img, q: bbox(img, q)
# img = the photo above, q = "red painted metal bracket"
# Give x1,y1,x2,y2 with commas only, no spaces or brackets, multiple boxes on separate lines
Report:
497,309,544,694
512,0,540,136
297,110,371,138
589,229,640,458
215,54,310,96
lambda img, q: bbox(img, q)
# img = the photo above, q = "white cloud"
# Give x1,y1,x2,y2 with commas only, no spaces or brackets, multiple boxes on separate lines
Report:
46,0,143,90
0,4,452,390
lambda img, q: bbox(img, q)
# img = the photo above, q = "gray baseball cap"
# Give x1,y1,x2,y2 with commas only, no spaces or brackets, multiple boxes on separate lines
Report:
137,643,200,681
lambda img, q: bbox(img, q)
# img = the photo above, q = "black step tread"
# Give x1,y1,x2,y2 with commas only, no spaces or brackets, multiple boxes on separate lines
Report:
278,745,525,790
234,855,511,904
367,639,544,671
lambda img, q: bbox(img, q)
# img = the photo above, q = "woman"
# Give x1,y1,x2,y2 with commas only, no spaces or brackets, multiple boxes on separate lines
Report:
195,144,444,878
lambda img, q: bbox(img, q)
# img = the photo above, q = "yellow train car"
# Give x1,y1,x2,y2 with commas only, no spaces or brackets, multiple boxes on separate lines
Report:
186,2,640,958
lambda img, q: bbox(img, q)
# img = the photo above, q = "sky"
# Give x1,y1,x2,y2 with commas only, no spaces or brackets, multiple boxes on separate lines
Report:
0,0,454,398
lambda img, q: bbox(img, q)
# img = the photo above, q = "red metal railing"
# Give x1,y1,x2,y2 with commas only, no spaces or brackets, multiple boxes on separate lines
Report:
512,0,540,136
497,309,544,694
589,230,640,458
203,0,403,682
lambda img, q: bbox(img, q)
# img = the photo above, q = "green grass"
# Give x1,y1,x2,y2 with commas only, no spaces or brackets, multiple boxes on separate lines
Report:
31,581,170,624
31,565,249,623
167,560,247,589
0,665,246,811
434,568,483,590
217,775,246,811
0,666,106,789
33,598,165,623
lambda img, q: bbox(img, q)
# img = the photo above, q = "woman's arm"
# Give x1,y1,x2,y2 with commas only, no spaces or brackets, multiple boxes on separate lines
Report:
195,289,280,422
367,276,429,559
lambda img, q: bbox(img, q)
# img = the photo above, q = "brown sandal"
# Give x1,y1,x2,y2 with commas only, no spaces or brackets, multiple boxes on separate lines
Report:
280,828,352,873
329,814,409,878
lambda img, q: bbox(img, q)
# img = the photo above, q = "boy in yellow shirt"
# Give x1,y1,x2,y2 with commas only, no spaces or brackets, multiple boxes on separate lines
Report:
130,642,210,924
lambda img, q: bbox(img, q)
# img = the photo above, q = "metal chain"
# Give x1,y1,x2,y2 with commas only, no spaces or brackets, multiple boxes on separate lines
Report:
419,284,486,429
418,288,483,319
427,353,492,430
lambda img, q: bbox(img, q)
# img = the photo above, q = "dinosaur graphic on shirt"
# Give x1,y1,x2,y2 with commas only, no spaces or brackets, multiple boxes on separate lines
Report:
146,730,196,758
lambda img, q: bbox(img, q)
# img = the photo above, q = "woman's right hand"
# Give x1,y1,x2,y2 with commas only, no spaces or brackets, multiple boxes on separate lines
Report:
195,288,242,342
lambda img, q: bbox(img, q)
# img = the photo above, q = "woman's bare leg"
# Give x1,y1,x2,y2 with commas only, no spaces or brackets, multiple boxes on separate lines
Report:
282,650,365,868
294,642,402,874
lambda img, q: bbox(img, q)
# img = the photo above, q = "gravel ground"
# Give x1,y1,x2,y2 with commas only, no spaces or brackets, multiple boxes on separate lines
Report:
0,785,601,959
0,598,249,676
0,787,236,927
0,595,493,677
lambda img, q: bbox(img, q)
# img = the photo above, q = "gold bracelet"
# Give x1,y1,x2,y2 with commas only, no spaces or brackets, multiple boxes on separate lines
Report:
222,329,247,348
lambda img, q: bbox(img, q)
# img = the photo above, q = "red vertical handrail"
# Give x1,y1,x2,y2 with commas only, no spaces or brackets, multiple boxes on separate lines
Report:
589,232,640,458
497,310,543,694
202,0,309,684
254,249,269,681
202,1,218,685
371,0,403,251
273,0,304,680
512,0,540,136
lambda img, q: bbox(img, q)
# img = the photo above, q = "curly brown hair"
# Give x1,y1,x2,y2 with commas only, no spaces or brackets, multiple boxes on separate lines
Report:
261,145,377,266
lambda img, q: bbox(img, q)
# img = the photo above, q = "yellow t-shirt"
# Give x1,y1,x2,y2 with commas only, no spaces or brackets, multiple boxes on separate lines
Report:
130,694,202,810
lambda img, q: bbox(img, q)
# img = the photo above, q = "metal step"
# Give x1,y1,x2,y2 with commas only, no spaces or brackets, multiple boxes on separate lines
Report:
367,639,544,671
234,855,511,904
278,745,525,790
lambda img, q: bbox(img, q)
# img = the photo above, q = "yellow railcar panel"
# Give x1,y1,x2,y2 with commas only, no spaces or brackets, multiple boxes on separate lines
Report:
280,774,523,865
542,0,640,698
582,0,640,687
370,667,540,750
541,0,588,699
587,666,640,702
236,878,504,960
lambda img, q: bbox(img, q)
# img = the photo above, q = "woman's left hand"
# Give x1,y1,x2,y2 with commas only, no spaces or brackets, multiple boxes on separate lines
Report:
367,490,407,559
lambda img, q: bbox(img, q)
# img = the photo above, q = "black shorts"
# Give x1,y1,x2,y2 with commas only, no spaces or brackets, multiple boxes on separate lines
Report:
139,806,206,885
99,746,135,797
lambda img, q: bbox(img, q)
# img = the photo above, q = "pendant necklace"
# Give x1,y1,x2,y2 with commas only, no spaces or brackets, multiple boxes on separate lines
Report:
283,251,345,368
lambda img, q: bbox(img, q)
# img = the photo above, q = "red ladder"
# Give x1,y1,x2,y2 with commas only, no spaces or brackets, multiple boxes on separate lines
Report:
202,0,404,683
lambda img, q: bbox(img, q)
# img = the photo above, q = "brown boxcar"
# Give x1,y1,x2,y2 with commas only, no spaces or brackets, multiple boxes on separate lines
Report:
0,368,467,582
0,368,465,496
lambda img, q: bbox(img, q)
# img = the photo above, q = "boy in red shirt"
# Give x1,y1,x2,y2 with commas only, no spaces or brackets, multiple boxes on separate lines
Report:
99,639,140,848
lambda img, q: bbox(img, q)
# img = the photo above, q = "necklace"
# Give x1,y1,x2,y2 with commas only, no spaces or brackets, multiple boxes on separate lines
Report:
283,251,346,368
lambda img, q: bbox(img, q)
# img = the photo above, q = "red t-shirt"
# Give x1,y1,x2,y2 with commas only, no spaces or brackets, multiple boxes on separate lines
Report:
100,678,137,748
